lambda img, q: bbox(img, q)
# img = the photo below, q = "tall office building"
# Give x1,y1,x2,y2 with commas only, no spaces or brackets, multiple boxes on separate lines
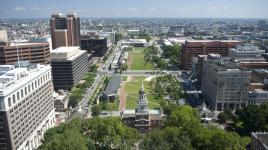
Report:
50,13,80,49
201,57,251,111
80,35,108,56
182,40,241,69
51,47,88,90
0,42,50,65
0,63,55,150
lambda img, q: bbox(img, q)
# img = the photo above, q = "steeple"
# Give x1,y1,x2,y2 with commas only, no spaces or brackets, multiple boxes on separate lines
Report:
136,80,149,113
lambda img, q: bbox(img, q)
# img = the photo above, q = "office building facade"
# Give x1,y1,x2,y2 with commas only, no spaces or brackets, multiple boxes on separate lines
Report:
182,40,241,69
0,42,50,65
0,64,55,150
229,44,265,58
50,13,80,49
80,34,108,57
201,58,251,111
51,47,88,90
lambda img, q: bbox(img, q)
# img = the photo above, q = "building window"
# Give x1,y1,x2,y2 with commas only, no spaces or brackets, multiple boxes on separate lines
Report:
12,95,16,104
8,97,11,107
28,85,31,93
25,87,27,95
17,92,20,101
35,81,37,88
21,89,24,98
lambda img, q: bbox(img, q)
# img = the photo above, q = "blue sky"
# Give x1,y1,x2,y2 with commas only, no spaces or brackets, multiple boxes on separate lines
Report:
1,0,268,19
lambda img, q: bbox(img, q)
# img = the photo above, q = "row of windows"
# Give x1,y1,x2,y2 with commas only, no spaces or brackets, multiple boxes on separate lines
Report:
7,71,51,108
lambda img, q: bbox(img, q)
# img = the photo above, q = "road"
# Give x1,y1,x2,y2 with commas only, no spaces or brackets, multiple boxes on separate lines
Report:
68,45,119,121
68,74,104,120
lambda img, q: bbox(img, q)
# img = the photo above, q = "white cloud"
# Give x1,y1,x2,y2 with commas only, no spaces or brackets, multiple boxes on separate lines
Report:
128,8,137,11
149,8,155,11
32,7,40,10
14,6,26,11
208,6,216,10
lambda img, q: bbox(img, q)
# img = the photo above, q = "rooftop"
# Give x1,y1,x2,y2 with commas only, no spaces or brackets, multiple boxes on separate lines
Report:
9,42,48,46
252,132,268,149
103,76,121,96
230,44,265,52
204,58,250,72
0,63,50,96
186,40,241,43
0,30,8,42
51,47,86,61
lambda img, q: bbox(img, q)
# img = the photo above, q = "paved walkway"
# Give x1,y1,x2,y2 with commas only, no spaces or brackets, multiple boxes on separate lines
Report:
118,81,127,111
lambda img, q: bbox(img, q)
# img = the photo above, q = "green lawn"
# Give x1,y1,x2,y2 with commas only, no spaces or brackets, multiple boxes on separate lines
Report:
124,77,160,109
102,101,119,111
129,48,154,70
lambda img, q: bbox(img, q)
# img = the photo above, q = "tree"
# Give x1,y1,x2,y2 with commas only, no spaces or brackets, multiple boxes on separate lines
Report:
122,63,128,70
115,32,123,43
160,105,250,150
39,118,89,150
91,104,101,116
234,104,268,135
39,130,88,150
140,127,193,150
81,117,140,149
89,64,98,73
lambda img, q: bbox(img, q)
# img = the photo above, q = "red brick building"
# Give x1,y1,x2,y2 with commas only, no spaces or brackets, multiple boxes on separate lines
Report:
50,13,80,49
182,40,242,69
0,42,50,65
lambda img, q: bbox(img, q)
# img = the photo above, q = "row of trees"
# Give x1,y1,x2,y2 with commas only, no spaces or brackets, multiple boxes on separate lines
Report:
69,65,98,108
39,103,250,150
144,45,168,70
144,45,181,70
38,117,140,150
68,73,96,108
162,45,181,66
154,75,184,101
138,33,151,42
218,103,268,136
140,102,250,150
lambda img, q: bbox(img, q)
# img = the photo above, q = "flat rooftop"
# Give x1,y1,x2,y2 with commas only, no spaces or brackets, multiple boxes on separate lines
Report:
186,40,241,43
0,64,50,95
252,132,268,149
51,47,87,61
204,58,250,72
8,42,48,47
230,45,264,52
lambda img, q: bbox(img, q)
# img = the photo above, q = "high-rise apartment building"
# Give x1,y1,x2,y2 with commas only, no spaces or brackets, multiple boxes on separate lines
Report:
201,57,251,111
51,47,88,90
0,42,50,65
182,40,241,69
0,63,55,150
50,13,80,49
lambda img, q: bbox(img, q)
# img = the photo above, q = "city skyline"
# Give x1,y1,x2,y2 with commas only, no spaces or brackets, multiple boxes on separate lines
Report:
1,0,268,19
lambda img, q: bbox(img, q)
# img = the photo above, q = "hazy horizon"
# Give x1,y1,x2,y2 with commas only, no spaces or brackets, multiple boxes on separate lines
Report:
1,0,268,19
